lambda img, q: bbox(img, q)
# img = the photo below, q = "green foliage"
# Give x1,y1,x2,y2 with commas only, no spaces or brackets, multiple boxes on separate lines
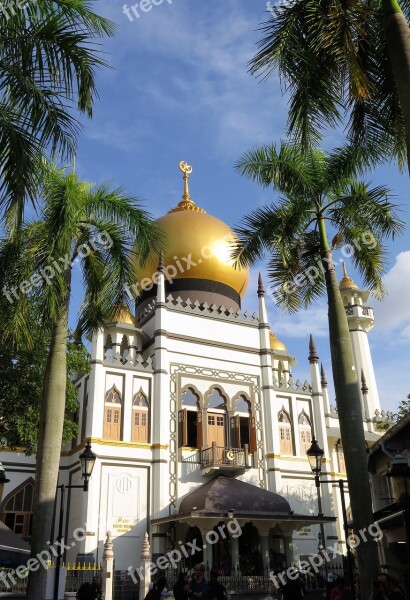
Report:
250,0,408,169
0,0,116,232
0,334,90,454
233,142,403,312
394,393,410,422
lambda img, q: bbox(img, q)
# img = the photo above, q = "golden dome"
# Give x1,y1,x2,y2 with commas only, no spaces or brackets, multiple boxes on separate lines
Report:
114,303,137,325
269,331,287,352
134,162,249,298
339,261,358,291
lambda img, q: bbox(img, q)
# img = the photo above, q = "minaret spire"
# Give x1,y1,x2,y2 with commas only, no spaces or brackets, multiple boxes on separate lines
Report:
257,272,265,297
320,363,327,387
361,370,369,395
308,334,319,364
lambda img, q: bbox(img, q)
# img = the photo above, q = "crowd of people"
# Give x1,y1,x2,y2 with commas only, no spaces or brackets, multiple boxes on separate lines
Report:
76,566,407,600
144,564,227,600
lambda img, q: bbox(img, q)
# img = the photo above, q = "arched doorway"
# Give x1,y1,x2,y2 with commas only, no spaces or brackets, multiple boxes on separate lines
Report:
238,523,262,575
206,388,227,447
211,522,231,574
1,478,34,540
132,390,149,443
185,526,203,568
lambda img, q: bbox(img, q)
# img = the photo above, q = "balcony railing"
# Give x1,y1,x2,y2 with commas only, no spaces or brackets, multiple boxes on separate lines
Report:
199,442,252,475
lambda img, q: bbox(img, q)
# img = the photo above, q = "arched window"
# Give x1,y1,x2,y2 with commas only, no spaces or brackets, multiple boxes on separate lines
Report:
206,389,227,448
207,388,226,409
231,395,257,453
103,385,122,441
132,390,149,443
1,479,34,539
298,411,312,455
120,335,130,362
179,387,202,448
336,443,346,473
278,409,294,455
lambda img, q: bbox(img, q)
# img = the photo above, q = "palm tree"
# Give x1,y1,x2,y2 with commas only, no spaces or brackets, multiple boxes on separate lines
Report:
0,166,162,599
251,0,410,172
0,0,115,233
233,142,404,599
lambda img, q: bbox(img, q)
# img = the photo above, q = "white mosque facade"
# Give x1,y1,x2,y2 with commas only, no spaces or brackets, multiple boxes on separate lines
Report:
0,164,389,575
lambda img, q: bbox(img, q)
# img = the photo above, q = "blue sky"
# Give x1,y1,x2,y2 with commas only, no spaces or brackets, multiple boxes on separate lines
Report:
70,0,410,413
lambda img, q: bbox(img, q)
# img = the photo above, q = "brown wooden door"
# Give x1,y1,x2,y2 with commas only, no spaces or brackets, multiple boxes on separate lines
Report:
132,409,148,442
207,413,225,446
104,405,122,441
299,428,312,455
279,425,293,454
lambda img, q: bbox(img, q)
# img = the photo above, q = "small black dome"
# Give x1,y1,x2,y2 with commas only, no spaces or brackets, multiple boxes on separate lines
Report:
179,475,291,515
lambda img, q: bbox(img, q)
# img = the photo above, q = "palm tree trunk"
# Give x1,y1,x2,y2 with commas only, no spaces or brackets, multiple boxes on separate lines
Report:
383,0,410,173
26,300,69,600
318,216,379,599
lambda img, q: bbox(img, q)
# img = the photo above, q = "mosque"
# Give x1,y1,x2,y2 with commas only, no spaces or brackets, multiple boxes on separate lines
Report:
0,162,387,575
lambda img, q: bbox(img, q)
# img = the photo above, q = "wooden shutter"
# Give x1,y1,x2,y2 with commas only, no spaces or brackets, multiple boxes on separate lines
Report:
249,416,257,453
197,411,203,448
178,409,187,447
230,415,240,447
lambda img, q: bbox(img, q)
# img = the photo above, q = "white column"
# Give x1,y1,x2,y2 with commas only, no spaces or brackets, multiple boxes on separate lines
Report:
87,331,106,439
230,535,240,573
258,274,281,492
152,264,171,516
102,531,114,600
139,533,152,600
259,531,270,575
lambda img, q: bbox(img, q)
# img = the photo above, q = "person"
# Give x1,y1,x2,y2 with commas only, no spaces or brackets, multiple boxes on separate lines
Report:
76,581,95,600
327,573,337,600
209,569,227,600
144,576,168,600
90,575,102,600
280,572,305,600
190,563,210,600
369,573,406,600
173,571,190,600
330,577,352,600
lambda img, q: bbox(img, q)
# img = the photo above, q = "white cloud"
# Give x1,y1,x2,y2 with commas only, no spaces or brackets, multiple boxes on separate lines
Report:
374,251,410,336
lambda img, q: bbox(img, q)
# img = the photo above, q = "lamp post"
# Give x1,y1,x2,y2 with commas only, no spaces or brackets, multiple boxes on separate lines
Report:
0,462,10,504
307,439,355,599
387,452,410,506
306,440,327,576
53,440,96,600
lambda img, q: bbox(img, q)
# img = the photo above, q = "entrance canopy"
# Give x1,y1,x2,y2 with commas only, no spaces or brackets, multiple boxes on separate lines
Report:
0,520,30,567
152,476,335,527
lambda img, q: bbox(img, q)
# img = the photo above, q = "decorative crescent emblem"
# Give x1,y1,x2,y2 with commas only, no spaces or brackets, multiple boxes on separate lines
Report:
226,450,235,461
179,160,193,175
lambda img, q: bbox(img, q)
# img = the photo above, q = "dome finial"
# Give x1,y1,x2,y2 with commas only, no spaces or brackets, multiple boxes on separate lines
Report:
168,162,206,214
339,260,358,290
179,160,193,202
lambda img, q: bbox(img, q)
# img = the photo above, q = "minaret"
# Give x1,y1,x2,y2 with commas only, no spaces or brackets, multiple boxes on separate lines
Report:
258,273,280,491
308,335,329,456
152,254,170,515
339,262,381,422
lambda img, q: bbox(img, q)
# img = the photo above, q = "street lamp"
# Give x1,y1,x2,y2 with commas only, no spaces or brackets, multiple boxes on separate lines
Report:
79,441,97,492
0,462,10,504
387,452,410,506
54,440,96,600
307,439,355,599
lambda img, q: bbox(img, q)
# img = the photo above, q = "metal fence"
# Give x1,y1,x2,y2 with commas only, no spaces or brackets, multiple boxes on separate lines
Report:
0,567,28,593
65,562,103,593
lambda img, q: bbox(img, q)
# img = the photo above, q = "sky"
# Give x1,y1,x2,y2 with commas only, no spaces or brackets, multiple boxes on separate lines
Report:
70,0,410,414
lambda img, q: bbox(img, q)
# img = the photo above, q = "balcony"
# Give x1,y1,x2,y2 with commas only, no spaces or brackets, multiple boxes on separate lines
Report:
199,442,253,476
